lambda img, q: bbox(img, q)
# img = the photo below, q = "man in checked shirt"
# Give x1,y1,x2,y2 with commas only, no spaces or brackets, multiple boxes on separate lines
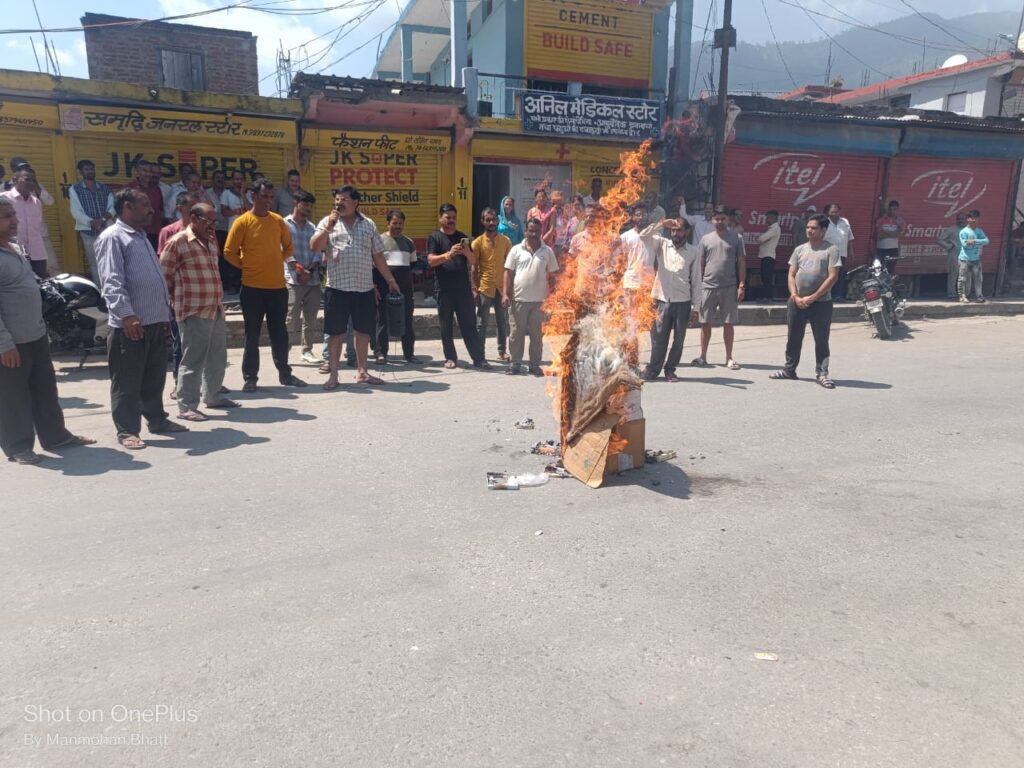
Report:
160,203,240,421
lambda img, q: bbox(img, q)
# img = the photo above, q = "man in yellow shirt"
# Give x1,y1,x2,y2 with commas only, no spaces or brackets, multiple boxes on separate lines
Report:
471,207,513,362
224,179,306,392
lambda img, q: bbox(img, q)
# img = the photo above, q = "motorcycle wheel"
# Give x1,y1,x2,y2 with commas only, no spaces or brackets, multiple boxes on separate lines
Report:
872,302,893,339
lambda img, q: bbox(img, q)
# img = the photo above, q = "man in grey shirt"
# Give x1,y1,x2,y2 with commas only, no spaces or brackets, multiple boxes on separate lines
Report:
694,206,746,369
770,213,840,388
0,197,94,464
96,188,187,449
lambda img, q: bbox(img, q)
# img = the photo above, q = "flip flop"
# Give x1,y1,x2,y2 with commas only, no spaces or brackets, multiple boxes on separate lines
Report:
322,378,340,391
150,421,189,434
47,434,97,449
726,359,741,370
319,362,331,374
769,370,797,380
177,410,208,422
8,451,43,465
206,398,241,408
118,435,146,450
443,360,457,369
357,374,386,385
816,375,836,389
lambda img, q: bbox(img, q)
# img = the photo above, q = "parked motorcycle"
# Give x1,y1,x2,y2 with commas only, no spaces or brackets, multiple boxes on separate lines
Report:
39,273,110,368
847,257,906,339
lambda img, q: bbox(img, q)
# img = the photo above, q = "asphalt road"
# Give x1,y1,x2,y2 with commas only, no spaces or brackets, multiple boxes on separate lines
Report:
3,314,1022,767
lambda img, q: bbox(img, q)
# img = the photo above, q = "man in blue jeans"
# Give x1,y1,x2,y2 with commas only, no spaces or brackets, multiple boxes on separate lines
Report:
958,209,988,303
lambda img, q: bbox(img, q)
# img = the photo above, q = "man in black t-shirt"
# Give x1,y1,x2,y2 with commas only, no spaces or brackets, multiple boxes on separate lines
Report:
427,203,490,369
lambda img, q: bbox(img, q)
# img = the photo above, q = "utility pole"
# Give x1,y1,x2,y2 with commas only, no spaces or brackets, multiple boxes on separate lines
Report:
671,0,695,119
710,0,735,205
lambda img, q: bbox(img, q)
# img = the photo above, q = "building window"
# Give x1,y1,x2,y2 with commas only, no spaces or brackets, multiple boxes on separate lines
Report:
945,91,968,114
160,49,206,90
483,0,493,19
889,94,911,109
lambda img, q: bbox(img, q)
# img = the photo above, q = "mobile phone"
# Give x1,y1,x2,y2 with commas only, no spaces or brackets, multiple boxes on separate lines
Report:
460,237,471,249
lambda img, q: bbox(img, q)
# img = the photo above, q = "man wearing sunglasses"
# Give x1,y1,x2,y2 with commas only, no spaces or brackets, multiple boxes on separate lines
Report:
160,203,239,421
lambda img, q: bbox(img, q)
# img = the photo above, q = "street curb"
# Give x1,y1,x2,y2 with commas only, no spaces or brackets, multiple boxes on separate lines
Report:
221,299,1024,347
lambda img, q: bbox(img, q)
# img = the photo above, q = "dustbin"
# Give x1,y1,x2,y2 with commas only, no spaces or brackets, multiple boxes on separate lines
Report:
385,292,405,339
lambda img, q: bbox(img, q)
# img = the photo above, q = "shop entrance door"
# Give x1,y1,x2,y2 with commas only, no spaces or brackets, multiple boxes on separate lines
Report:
473,164,509,225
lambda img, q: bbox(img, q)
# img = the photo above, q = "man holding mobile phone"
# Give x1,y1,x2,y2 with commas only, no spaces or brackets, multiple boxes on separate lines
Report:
427,203,490,370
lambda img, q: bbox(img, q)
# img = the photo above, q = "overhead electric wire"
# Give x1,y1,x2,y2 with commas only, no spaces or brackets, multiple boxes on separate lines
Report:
774,0,979,54
897,0,990,56
786,0,893,79
761,0,798,88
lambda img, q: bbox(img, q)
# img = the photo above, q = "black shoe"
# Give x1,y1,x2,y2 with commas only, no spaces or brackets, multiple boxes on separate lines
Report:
242,378,257,393
472,361,492,370
505,364,521,375
528,366,544,376
404,355,420,364
280,374,307,387
149,420,189,434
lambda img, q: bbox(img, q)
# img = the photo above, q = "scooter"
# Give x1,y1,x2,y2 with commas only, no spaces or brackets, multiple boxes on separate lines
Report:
39,273,110,369
847,256,906,339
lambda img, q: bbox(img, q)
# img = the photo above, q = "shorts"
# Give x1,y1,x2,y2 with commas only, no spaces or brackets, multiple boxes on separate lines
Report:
699,286,740,326
323,288,375,336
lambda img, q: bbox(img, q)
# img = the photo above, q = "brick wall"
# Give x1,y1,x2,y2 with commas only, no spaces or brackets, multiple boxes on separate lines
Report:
82,14,259,95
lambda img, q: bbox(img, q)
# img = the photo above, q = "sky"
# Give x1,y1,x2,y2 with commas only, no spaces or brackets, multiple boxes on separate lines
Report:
5,0,1022,96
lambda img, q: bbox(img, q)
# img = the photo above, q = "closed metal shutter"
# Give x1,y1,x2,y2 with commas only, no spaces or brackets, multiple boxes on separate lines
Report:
309,148,440,248
722,144,883,268
886,155,1015,274
68,137,288,197
0,129,64,267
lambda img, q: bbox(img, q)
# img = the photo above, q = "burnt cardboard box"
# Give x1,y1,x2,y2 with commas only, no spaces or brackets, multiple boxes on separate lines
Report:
563,413,647,488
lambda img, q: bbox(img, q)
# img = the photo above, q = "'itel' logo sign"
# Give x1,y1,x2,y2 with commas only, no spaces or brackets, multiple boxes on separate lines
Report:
753,152,842,207
910,170,987,217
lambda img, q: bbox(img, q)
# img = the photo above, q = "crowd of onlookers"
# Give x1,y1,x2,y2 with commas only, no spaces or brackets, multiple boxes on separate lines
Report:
0,161,996,462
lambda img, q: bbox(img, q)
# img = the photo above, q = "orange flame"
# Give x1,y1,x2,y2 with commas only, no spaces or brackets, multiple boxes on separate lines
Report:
543,141,659,446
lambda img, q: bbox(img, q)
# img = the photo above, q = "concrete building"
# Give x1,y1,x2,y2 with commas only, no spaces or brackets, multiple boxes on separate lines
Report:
796,51,1024,118
81,13,259,95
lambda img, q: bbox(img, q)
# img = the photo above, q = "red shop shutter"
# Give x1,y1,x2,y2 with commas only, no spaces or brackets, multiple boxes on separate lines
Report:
885,155,1015,274
721,145,883,269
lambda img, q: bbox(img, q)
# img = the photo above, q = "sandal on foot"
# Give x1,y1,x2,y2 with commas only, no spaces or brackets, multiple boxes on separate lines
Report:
48,434,96,449
118,435,146,450
206,398,241,409
726,359,741,370
318,362,331,374
322,378,340,391
8,451,43,464
769,370,797,380
177,410,208,422
443,360,457,369
691,357,709,367
357,374,386,385
816,375,836,389
149,420,189,434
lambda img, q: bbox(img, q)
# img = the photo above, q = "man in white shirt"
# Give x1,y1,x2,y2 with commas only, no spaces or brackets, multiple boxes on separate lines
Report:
823,203,854,301
502,218,559,376
162,163,194,222
757,210,782,301
640,218,701,382
582,177,603,206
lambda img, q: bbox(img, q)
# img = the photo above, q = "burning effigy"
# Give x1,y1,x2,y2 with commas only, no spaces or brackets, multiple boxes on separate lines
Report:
543,142,659,488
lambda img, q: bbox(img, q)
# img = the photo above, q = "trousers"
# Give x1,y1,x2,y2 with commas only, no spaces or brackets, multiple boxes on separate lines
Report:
647,300,691,377
438,286,483,364
240,286,292,382
958,260,983,300
108,323,169,438
477,290,509,356
176,314,228,411
0,334,72,457
508,300,544,367
784,299,832,376
79,231,101,284
287,282,322,354
759,257,775,300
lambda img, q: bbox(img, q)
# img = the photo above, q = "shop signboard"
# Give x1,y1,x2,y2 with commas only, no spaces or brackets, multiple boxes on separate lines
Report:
522,92,662,141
